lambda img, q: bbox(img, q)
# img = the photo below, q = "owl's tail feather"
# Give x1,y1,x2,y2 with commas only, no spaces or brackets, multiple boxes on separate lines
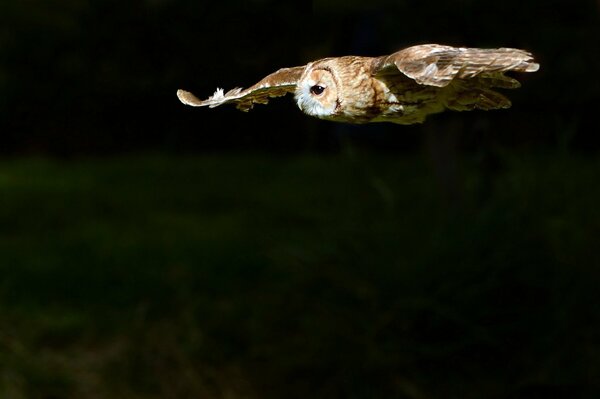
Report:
472,89,512,110
446,87,512,111
477,74,521,89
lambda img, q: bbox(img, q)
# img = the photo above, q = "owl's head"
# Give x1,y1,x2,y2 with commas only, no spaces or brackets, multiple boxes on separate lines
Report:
294,62,340,118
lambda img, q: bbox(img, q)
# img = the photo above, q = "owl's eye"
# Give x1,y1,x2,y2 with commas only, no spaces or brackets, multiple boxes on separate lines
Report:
310,85,325,95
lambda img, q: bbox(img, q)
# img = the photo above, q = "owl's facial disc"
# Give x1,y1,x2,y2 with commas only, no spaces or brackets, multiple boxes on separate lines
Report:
295,67,338,118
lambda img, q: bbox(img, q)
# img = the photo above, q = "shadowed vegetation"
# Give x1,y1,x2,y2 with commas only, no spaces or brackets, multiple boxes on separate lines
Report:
0,150,598,399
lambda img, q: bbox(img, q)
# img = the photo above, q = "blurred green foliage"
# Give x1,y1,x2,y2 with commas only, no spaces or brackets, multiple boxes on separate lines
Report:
0,151,598,398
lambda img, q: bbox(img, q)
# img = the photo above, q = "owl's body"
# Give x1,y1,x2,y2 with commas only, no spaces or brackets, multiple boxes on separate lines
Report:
295,55,447,124
178,44,539,125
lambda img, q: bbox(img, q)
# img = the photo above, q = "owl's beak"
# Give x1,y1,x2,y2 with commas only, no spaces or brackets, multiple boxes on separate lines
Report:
294,93,305,112
293,91,300,110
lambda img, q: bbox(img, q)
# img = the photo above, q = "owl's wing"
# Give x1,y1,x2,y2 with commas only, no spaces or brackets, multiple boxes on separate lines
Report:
373,44,539,87
177,66,305,111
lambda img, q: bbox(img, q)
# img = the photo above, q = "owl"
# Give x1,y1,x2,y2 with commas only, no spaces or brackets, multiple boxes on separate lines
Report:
177,44,539,125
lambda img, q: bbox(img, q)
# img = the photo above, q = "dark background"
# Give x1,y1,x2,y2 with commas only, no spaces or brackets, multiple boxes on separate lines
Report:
1,1,599,398
1,0,599,155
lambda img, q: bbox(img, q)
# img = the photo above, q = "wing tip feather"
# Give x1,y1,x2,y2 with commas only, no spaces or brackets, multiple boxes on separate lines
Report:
525,62,540,72
177,87,243,108
177,89,205,106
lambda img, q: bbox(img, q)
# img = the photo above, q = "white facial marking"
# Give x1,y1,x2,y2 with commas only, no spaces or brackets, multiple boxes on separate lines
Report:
294,66,336,118
295,82,331,117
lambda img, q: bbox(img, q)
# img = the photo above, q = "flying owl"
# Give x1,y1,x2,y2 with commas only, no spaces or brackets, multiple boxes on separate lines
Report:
177,44,539,125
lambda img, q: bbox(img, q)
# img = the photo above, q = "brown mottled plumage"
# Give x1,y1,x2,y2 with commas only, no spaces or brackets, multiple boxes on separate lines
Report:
177,44,539,125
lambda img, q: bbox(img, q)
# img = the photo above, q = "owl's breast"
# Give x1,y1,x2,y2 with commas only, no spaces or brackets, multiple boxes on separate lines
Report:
370,77,446,124
324,76,392,124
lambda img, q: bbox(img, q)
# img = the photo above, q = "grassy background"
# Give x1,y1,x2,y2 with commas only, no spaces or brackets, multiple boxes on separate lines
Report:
0,149,599,399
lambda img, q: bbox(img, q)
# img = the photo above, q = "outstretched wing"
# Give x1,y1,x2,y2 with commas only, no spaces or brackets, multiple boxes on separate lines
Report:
177,66,305,111
373,44,539,87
